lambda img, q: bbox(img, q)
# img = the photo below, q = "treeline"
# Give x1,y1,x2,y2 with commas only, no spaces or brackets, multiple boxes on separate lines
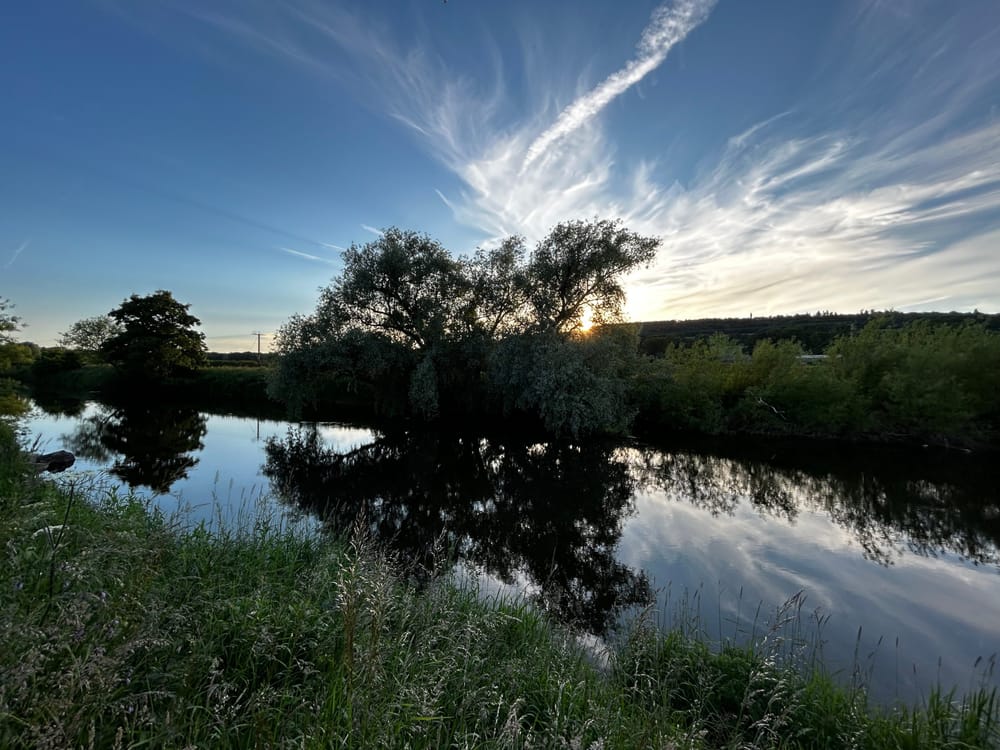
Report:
633,319,1000,446
637,310,1000,355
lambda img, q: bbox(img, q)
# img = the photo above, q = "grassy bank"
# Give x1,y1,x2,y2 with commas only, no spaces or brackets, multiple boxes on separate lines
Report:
1,423,997,748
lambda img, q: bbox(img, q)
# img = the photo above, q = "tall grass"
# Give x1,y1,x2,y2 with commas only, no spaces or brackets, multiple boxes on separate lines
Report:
1,429,997,748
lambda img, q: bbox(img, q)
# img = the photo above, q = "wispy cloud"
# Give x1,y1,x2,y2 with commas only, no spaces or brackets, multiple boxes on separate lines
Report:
279,246,338,265
132,0,1000,316
6,239,29,267
414,0,999,317
622,119,1000,319
522,0,716,169
360,224,384,237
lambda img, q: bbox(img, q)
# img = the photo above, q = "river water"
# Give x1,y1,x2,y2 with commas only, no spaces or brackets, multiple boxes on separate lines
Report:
25,400,1000,705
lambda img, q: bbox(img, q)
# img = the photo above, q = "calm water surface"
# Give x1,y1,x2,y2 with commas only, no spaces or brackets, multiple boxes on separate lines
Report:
25,400,1000,704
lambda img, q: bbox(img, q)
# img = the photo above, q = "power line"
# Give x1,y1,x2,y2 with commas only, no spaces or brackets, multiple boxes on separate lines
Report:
250,331,271,363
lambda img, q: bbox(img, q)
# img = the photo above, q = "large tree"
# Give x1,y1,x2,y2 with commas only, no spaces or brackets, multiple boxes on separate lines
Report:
272,219,660,432
101,291,207,379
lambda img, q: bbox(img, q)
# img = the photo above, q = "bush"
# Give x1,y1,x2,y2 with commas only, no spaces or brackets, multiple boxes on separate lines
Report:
827,319,1000,438
29,347,84,378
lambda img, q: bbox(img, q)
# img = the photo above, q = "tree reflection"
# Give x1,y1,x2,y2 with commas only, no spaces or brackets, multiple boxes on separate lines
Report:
65,403,207,493
30,390,88,418
264,429,652,634
634,442,1000,568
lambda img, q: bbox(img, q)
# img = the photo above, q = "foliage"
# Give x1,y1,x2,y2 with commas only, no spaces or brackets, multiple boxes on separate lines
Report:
101,290,207,379
638,309,1000,356
0,298,31,416
523,218,659,334
633,318,1000,445
321,228,469,350
827,318,1000,436
271,327,415,416
489,326,642,436
56,314,122,358
0,297,24,345
463,235,531,339
0,343,35,416
633,334,745,433
187,366,283,415
273,220,659,435
28,347,85,379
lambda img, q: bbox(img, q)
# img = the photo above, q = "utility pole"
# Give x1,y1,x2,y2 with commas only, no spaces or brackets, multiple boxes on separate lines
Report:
251,332,264,364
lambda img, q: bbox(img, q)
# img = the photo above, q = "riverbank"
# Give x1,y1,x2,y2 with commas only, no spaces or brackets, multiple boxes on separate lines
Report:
13,314,1000,450
1,422,997,748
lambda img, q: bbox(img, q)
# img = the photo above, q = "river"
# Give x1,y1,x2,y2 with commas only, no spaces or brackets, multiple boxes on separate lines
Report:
25,399,1000,706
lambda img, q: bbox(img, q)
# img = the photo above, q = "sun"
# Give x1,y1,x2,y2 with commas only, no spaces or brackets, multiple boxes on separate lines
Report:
579,307,594,333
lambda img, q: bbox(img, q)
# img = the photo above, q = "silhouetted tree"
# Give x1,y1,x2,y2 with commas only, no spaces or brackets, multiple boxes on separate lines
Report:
102,291,207,379
272,220,659,434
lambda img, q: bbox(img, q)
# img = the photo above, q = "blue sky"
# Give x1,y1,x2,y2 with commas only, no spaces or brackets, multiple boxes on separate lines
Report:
3,0,999,351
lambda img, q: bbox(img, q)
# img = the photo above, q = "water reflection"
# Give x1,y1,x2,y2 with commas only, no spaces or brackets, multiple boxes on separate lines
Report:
265,426,1000,646
64,404,208,493
263,428,653,634
634,444,1000,568
26,400,1000,700
30,389,89,418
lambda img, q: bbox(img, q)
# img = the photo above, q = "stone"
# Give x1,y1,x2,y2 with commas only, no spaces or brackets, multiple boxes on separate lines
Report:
34,450,76,473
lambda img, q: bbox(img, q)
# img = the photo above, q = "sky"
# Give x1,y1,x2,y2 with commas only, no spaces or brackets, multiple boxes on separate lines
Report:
3,0,999,352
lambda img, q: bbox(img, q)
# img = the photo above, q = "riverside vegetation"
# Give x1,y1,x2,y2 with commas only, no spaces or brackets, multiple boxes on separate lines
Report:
2,421,999,749
6,221,1000,446
11,314,1000,448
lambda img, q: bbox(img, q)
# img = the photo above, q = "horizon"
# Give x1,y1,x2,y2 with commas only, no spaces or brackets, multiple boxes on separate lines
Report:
4,0,999,352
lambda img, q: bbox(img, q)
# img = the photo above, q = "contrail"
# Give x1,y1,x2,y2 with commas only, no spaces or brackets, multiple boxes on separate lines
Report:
6,239,29,267
522,0,717,169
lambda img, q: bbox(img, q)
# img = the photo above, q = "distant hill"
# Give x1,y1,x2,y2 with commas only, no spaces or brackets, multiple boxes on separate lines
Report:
634,311,1000,355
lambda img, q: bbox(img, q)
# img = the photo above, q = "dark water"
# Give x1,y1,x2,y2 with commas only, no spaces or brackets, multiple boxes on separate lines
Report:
25,400,1000,704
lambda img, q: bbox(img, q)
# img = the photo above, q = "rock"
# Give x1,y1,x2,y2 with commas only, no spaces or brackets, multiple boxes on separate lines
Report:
34,450,76,473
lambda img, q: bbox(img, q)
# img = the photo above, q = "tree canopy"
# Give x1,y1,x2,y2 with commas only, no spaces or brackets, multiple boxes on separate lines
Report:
326,228,469,351
272,219,660,434
0,297,23,345
101,291,207,379
523,219,659,334
58,315,123,355
0,297,32,415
